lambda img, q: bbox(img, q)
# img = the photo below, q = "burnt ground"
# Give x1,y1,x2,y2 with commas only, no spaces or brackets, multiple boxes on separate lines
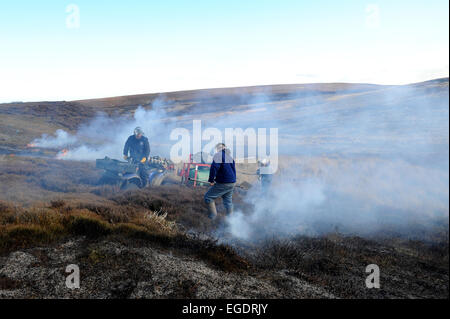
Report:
0,79,448,298
0,155,448,299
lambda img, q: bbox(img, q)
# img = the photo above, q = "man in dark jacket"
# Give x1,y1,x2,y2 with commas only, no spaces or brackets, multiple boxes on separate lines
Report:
123,127,150,187
204,143,236,219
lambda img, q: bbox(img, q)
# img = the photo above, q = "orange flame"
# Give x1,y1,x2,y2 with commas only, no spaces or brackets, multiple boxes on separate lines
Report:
58,148,69,158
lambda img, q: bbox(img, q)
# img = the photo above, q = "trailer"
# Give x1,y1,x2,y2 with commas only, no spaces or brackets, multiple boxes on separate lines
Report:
177,152,211,187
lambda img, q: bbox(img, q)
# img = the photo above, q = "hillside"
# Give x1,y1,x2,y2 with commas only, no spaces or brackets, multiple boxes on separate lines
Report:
0,79,447,156
0,79,448,298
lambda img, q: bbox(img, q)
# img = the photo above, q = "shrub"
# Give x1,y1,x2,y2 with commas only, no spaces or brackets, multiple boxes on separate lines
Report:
0,225,58,251
65,214,112,238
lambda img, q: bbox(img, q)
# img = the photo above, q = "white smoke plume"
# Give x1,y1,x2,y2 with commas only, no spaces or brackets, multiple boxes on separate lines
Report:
218,82,449,240
30,81,449,240
32,129,77,148
226,157,449,241
33,98,176,160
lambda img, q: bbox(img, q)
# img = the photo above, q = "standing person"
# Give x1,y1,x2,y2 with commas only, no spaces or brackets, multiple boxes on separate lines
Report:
204,143,236,219
257,158,273,192
123,127,150,187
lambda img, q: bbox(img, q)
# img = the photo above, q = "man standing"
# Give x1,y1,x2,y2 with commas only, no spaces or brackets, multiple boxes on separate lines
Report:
204,143,236,219
257,158,273,193
123,127,150,187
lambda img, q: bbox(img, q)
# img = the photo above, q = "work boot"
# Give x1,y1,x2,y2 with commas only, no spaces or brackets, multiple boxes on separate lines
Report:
225,206,233,216
206,201,217,219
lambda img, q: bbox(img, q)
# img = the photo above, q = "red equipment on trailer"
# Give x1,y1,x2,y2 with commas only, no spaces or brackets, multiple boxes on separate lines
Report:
178,153,211,187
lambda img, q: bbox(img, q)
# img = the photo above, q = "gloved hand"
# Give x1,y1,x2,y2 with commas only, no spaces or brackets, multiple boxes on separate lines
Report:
140,157,147,163
123,155,128,160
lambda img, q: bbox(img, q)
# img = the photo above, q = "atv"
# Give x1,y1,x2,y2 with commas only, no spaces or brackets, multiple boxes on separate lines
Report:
96,156,177,190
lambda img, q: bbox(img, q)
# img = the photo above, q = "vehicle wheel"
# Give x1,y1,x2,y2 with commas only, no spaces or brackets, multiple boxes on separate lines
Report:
150,172,166,186
161,173,179,185
120,178,141,190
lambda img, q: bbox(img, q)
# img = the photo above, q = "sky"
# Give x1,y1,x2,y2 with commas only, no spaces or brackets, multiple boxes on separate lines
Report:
0,0,448,102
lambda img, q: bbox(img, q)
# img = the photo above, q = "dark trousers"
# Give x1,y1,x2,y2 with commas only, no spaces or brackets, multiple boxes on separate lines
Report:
137,163,149,187
204,182,235,209
131,158,149,187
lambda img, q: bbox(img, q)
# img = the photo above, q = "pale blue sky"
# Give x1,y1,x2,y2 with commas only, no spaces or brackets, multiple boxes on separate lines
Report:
0,0,448,102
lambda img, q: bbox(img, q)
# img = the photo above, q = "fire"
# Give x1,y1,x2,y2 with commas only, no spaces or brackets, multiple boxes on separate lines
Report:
57,148,69,158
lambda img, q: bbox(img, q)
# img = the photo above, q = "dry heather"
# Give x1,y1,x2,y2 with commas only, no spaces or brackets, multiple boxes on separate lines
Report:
0,79,448,298
0,154,448,298
0,198,251,276
0,155,252,277
245,236,448,298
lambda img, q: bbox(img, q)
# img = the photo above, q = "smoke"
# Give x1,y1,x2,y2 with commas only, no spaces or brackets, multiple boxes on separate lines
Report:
33,129,77,148
226,156,448,241
219,82,449,240
227,177,326,240
33,97,177,160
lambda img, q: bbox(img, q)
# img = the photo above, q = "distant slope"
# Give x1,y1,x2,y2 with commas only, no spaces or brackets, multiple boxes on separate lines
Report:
0,78,447,154
73,82,387,109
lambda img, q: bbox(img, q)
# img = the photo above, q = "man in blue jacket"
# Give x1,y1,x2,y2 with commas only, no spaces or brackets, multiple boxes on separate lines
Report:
123,127,150,187
204,143,236,219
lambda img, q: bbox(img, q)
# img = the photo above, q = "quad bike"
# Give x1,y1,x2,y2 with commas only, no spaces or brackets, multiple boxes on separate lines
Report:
96,156,177,190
